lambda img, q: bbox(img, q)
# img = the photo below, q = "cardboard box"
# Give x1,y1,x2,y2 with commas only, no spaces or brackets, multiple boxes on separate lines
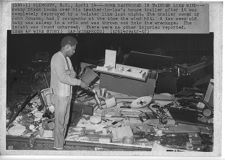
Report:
99,71,157,97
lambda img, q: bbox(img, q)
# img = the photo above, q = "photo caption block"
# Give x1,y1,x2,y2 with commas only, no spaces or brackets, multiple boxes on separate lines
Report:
11,2,209,34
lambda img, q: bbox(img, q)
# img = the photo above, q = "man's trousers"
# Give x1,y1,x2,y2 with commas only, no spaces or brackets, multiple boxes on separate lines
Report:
52,94,72,149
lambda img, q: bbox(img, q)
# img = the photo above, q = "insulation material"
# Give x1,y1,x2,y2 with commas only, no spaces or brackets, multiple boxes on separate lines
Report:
90,116,102,124
111,126,133,141
105,97,117,108
8,124,26,136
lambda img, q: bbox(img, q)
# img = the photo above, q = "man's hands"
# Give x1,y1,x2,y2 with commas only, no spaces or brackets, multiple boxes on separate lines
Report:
80,80,89,90
66,70,89,89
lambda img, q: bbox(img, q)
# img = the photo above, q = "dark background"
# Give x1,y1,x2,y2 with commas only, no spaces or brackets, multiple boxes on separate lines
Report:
6,31,214,109
7,30,213,70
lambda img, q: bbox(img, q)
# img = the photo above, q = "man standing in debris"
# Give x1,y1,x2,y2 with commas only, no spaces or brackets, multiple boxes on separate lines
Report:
50,36,88,150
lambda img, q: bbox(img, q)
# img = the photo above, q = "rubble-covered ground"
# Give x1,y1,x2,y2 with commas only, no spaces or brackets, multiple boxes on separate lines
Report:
6,66,213,151
7,66,50,118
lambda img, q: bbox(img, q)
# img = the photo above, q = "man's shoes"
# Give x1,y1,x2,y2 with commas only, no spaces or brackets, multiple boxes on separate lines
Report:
53,147,63,150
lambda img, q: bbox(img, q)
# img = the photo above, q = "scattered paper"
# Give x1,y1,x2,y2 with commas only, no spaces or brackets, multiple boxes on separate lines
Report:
111,126,133,140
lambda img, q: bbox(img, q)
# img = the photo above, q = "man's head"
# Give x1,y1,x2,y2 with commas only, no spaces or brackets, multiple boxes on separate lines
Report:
61,36,78,57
